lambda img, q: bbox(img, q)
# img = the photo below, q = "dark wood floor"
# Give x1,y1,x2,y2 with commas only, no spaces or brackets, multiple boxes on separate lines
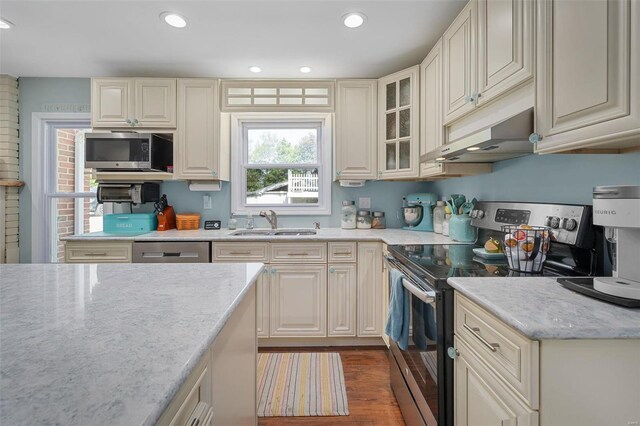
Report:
258,347,406,426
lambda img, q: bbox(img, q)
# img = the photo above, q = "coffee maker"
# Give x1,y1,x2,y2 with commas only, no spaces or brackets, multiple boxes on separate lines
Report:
401,193,437,232
593,185,640,300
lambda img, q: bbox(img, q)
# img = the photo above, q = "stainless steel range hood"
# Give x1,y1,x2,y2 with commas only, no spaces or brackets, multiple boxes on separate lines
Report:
422,109,534,163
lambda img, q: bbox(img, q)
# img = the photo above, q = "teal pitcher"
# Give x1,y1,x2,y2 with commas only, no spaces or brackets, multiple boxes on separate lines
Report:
449,214,476,242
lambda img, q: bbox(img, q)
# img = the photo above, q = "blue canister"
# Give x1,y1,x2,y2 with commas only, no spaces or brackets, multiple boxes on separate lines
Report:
449,215,476,242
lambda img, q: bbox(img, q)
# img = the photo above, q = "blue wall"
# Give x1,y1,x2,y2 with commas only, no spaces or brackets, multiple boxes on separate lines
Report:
426,153,640,205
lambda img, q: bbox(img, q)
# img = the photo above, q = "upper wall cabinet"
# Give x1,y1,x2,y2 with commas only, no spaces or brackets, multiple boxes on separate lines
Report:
378,66,420,179
91,78,177,128
176,79,227,181
443,0,534,125
334,80,378,181
533,0,640,153
420,39,445,178
476,0,534,106
443,1,477,124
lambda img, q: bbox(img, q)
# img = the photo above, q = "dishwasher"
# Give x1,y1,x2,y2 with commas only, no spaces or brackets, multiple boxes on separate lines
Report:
132,242,210,263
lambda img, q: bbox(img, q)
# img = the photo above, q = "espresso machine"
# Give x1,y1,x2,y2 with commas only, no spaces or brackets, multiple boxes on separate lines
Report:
592,185,640,300
401,193,437,232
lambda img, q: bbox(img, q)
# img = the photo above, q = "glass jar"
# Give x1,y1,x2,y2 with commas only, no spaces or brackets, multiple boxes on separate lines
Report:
245,213,254,230
357,210,372,229
433,201,446,234
442,213,451,236
341,200,357,229
372,211,386,229
228,214,237,230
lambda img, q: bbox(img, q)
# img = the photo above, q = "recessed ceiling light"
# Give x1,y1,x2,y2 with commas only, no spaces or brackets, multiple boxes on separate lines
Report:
299,66,312,74
249,66,262,73
0,18,14,29
435,157,446,161
160,12,187,28
466,147,481,151
342,12,366,28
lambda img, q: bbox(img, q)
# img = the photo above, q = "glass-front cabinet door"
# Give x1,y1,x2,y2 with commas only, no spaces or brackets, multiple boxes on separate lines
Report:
378,65,420,179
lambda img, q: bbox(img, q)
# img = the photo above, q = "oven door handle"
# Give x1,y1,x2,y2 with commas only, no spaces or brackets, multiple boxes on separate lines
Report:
401,277,436,303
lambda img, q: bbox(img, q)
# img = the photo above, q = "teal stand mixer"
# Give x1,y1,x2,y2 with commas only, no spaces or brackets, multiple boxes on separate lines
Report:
401,193,438,232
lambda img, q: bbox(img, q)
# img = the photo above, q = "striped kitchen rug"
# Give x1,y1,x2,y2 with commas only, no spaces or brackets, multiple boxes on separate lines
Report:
257,352,349,417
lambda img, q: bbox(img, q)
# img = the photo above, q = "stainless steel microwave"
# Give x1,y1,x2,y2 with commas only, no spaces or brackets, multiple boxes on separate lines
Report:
85,132,173,172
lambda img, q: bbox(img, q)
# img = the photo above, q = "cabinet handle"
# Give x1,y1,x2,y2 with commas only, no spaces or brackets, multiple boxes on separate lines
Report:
229,251,252,255
463,324,500,352
332,252,352,256
287,253,309,256
84,252,107,256
529,133,543,144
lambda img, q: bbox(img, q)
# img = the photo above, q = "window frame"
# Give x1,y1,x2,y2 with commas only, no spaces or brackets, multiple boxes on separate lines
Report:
230,112,332,216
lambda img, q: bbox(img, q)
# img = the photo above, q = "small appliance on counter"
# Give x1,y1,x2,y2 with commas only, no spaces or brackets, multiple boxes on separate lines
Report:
97,182,160,205
559,185,640,307
401,193,437,232
103,213,158,235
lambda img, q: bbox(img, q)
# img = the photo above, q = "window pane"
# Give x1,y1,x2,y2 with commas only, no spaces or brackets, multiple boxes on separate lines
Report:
399,141,411,169
246,168,319,206
399,77,411,107
386,82,396,110
386,112,396,141
248,128,318,164
386,144,396,170
399,108,411,138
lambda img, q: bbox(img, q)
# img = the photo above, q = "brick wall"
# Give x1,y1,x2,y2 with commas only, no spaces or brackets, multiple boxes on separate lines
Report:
55,129,91,261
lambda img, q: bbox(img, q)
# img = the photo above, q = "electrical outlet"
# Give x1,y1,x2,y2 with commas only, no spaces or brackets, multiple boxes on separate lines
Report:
203,195,212,210
358,197,371,209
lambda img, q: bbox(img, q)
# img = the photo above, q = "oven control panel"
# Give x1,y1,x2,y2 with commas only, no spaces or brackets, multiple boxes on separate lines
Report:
470,201,591,246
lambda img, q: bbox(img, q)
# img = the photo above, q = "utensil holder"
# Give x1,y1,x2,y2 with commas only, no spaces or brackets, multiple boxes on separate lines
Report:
501,225,551,273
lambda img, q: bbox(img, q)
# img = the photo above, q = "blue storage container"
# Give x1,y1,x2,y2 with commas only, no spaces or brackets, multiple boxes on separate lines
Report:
103,213,158,235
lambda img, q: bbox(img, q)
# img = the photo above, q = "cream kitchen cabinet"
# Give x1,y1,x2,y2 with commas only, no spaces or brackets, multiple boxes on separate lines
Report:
533,0,640,153
270,264,327,337
91,78,177,128
357,242,383,336
328,263,357,337
378,66,420,179
443,0,534,124
64,241,132,263
256,267,270,338
334,80,378,181
454,336,538,426
442,1,476,124
175,79,228,180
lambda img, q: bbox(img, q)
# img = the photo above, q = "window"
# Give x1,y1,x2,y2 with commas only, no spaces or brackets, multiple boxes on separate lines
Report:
231,113,332,215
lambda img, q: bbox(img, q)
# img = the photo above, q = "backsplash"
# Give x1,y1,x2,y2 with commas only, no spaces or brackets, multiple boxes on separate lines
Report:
152,180,430,229
426,153,640,205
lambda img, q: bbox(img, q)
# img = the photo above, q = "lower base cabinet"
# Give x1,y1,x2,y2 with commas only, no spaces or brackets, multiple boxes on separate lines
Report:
270,264,327,337
454,336,538,426
256,267,270,338
328,263,357,336
357,242,383,336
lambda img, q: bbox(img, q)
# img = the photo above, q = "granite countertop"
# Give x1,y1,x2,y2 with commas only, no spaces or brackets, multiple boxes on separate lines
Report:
0,263,263,426
447,277,640,340
62,227,460,245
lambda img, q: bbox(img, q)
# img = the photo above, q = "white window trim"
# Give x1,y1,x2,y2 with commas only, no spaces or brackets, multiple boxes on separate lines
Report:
31,112,91,263
230,112,332,216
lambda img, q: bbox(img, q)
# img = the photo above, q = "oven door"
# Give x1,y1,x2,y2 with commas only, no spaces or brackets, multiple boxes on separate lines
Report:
385,257,440,426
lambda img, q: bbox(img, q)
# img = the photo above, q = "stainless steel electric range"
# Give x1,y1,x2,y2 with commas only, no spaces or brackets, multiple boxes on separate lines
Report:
384,201,605,426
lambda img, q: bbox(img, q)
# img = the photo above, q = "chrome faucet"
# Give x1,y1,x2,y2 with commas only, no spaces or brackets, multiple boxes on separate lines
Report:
259,210,278,229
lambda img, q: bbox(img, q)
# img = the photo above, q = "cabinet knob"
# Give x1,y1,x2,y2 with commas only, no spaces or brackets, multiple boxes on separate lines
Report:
529,133,543,144
447,347,459,360
336,171,341,177
464,95,475,103
271,268,277,274
211,170,218,177
329,267,336,274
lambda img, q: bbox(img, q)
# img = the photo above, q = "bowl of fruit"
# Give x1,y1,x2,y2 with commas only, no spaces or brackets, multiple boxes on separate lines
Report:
472,237,506,260
501,225,551,273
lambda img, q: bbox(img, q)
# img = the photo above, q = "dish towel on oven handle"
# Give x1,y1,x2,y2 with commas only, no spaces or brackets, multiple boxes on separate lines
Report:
385,268,410,350
412,297,437,351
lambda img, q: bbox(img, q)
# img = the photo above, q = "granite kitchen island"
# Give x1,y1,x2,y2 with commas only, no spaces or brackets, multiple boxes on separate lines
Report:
0,262,263,426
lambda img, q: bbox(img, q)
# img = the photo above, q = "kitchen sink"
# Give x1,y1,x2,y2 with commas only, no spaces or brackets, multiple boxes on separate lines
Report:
230,228,316,237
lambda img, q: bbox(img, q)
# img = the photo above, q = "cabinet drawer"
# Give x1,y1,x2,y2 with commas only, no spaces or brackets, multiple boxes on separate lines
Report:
328,242,357,262
455,293,539,408
64,241,132,263
212,242,269,262
157,350,212,426
271,243,327,263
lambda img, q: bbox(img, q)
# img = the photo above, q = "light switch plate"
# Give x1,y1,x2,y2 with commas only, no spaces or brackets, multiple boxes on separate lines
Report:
358,197,371,209
203,195,212,210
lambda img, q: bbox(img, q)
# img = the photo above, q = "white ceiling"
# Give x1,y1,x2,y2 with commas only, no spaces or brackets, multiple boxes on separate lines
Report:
0,0,466,79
